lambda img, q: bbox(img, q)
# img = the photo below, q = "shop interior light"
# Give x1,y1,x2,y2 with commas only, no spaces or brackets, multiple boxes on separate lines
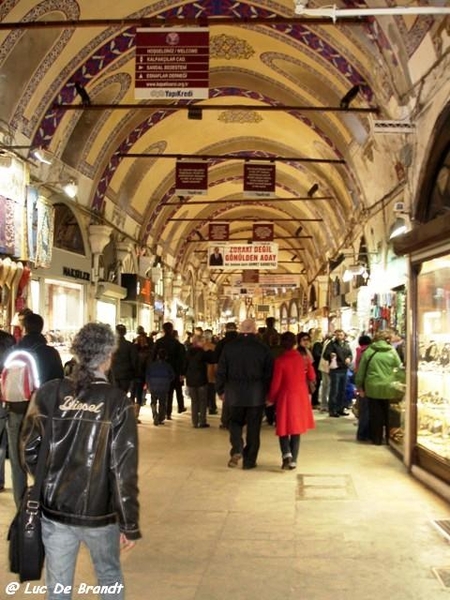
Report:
389,217,408,240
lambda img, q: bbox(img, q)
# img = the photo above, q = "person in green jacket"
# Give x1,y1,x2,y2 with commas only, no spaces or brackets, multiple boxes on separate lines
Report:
355,330,404,445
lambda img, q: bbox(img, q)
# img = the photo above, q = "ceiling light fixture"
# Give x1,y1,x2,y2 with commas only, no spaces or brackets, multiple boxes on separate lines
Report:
62,179,78,199
32,147,52,165
389,217,408,240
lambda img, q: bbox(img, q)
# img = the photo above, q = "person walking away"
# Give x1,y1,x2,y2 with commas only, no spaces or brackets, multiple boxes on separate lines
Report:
216,319,274,469
110,324,138,395
153,322,187,418
20,322,140,599
0,330,15,493
146,348,175,425
263,331,283,426
267,331,315,469
185,335,214,428
323,329,352,417
4,312,64,507
311,329,324,408
203,329,218,415
261,316,278,346
133,331,152,422
354,334,372,441
355,330,403,445
213,322,238,429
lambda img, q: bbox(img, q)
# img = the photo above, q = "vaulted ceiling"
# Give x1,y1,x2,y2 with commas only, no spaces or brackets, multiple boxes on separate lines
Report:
0,1,446,287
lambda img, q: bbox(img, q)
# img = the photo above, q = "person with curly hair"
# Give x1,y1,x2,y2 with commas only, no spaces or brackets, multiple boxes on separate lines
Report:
21,322,140,600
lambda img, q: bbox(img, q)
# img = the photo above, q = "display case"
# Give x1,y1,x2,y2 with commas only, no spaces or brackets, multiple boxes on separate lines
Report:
415,255,450,481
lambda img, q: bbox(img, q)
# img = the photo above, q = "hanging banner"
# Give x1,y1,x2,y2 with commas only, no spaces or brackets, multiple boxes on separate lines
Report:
208,243,278,270
208,223,229,241
175,161,208,196
243,162,276,198
135,27,209,100
253,223,274,241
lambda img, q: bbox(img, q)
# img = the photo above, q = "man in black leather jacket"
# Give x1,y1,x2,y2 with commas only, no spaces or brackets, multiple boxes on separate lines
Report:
21,322,140,599
216,319,274,469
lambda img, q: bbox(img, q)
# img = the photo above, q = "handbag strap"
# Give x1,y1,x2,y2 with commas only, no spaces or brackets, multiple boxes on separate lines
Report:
360,349,379,390
28,381,61,503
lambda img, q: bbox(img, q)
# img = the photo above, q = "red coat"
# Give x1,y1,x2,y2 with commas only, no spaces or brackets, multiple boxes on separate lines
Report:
268,349,315,437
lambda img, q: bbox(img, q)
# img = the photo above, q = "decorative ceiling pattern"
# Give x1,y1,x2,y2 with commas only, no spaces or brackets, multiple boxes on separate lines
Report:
0,0,447,287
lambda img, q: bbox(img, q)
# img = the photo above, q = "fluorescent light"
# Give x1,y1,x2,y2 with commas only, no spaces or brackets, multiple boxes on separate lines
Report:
32,148,52,165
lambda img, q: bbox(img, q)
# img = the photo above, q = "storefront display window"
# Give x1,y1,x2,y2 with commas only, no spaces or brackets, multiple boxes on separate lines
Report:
96,300,117,329
44,278,84,363
416,255,450,464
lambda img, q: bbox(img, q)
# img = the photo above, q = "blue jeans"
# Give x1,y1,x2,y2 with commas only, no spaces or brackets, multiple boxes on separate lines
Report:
42,516,124,600
279,435,301,462
189,385,208,427
328,370,347,415
6,410,27,507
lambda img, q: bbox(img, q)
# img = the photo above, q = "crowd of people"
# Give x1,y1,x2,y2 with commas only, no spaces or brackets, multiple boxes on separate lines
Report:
0,311,406,597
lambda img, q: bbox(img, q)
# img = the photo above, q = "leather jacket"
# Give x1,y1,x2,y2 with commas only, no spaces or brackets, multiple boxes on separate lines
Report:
21,376,141,540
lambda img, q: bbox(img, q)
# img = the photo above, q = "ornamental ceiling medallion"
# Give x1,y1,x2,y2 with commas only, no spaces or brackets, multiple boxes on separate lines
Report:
210,34,255,60
218,110,263,124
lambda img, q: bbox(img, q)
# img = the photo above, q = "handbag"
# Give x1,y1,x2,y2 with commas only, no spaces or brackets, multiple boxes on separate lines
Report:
8,384,60,582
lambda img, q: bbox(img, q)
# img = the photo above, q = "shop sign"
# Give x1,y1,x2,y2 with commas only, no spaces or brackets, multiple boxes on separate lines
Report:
62,266,90,281
253,223,274,242
135,27,209,100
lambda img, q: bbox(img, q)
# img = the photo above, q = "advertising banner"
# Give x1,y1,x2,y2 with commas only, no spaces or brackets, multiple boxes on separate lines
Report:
208,243,278,270
175,160,208,196
208,223,229,241
135,27,209,100
243,162,276,198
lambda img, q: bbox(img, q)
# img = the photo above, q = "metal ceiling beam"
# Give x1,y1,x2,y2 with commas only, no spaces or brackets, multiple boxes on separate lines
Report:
164,197,333,204
168,217,323,222
186,235,312,242
0,16,369,31
54,103,378,114
118,153,344,164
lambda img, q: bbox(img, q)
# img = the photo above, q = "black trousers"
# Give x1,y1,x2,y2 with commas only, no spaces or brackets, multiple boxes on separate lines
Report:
368,397,390,445
228,405,265,468
167,378,185,417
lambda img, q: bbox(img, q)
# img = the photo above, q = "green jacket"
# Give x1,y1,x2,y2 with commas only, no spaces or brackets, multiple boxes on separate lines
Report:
355,340,403,400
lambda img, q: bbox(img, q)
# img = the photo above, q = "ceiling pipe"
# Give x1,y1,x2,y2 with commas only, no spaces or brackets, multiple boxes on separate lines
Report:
53,103,378,114
164,197,333,204
186,235,312,242
167,217,323,222
118,152,345,164
0,16,368,31
294,4,450,21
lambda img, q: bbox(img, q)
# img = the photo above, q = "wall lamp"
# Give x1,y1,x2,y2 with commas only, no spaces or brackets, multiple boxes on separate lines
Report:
342,264,366,282
389,217,408,240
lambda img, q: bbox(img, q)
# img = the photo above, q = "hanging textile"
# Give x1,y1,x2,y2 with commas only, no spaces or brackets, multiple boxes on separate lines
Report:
26,186,39,263
35,201,54,268
0,195,15,255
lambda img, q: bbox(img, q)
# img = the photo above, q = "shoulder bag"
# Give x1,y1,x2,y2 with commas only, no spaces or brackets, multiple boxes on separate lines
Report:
8,383,60,582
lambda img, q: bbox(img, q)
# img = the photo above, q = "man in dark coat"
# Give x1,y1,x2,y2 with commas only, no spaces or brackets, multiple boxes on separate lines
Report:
213,322,238,429
110,324,139,394
152,322,187,418
216,319,274,469
5,312,64,506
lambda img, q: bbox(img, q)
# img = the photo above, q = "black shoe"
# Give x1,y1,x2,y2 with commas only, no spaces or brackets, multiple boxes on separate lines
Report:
339,409,350,416
243,463,257,470
329,412,340,418
178,408,187,414
198,423,210,428
209,410,218,415
281,456,292,470
166,416,172,420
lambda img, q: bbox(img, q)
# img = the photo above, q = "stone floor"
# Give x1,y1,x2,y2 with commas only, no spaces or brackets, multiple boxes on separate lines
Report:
1,404,450,600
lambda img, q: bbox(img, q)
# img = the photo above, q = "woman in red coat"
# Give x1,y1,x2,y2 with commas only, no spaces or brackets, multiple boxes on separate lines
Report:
267,331,316,469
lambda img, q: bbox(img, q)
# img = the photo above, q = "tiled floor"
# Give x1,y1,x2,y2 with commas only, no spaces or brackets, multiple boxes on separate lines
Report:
1,405,450,599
